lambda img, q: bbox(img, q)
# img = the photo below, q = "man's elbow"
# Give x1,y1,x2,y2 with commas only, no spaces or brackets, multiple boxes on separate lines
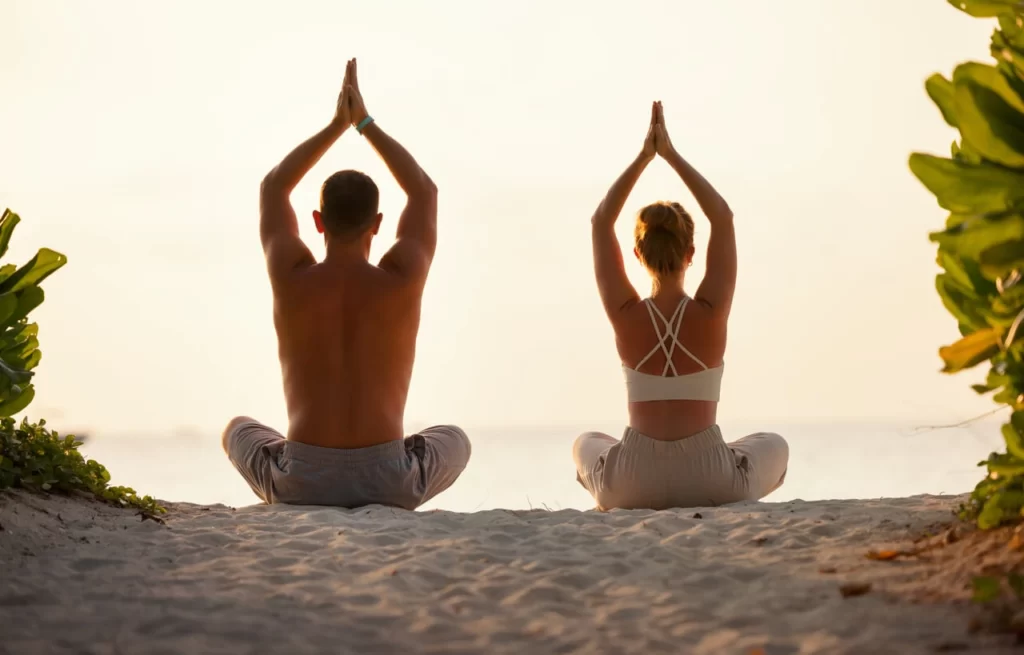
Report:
410,173,438,201
260,170,288,198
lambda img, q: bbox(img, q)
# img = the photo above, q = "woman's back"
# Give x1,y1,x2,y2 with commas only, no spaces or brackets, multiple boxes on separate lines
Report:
613,292,726,440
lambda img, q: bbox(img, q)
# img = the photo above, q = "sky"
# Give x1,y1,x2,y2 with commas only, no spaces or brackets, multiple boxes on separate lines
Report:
0,0,1005,435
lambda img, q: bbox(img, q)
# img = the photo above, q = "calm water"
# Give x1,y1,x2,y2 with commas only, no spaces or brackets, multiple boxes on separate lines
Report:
77,419,1005,512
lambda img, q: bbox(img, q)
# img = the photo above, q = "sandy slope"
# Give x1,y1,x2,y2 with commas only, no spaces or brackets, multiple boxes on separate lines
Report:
0,490,1015,654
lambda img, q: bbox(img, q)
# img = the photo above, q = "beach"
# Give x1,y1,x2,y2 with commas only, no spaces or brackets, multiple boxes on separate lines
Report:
1,489,1017,654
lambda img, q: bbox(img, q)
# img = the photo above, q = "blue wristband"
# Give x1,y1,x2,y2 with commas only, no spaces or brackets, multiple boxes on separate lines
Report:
356,116,375,134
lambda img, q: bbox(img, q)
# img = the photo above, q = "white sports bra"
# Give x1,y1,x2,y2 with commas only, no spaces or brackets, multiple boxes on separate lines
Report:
622,296,724,402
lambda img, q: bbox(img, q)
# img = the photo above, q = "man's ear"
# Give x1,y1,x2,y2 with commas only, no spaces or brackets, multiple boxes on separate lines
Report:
312,210,325,234
633,246,641,261
372,212,383,236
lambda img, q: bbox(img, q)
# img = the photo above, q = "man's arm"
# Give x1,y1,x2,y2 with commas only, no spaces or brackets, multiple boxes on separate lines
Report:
260,121,347,281
344,59,437,282
260,68,352,282
362,122,438,280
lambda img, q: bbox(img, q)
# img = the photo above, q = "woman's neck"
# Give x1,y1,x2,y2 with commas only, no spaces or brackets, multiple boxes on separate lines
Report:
650,273,685,298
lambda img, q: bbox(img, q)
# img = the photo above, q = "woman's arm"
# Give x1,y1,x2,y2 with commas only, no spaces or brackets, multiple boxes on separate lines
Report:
591,104,658,318
655,103,736,318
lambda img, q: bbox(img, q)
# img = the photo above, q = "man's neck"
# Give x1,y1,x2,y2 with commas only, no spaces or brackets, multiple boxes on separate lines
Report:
324,236,372,264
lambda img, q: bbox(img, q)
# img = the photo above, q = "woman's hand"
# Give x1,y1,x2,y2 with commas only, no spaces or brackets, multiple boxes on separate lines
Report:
641,101,658,161
653,101,676,159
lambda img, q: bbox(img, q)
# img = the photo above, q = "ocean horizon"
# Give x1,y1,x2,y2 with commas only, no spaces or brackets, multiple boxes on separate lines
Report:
70,417,1006,513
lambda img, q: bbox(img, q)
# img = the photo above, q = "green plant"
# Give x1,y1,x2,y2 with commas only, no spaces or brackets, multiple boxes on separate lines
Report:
911,0,1024,529
0,209,66,417
0,417,164,514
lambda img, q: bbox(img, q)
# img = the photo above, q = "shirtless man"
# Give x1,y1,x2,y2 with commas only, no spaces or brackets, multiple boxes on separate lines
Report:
222,59,471,509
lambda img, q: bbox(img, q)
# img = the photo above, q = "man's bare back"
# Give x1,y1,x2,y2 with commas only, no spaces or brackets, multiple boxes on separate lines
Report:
274,259,422,449
221,58,470,508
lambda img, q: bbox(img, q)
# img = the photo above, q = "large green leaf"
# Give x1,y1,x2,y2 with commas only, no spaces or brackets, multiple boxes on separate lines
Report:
7,287,43,327
927,74,959,127
0,385,36,418
0,248,67,295
955,84,1024,165
952,63,1024,166
0,211,20,262
0,358,33,386
909,153,1024,213
949,0,1024,17
930,214,1024,259
940,328,1004,372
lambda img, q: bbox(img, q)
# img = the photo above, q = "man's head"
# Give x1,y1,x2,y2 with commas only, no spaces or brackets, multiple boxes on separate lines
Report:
313,170,382,240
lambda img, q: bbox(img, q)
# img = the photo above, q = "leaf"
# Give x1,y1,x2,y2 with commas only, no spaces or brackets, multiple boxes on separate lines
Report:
927,73,959,127
936,274,990,330
1002,419,1024,460
0,248,67,295
949,0,1024,17
953,64,1024,166
930,215,1024,260
0,385,35,418
0,210,20,261
909,153,1024,213
0,293,20,329
979,238,1024,278
7,287,43,327
972,576,1002,603
940,328,1004,372
1009,573,1024,598
839,582,872,598
866,549,909,561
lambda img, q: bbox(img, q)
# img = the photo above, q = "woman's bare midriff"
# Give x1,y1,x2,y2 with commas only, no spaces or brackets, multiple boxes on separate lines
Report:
627,399,718,441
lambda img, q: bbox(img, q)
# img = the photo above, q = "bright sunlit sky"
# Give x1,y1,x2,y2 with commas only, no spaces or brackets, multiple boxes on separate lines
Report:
0,0,1003,435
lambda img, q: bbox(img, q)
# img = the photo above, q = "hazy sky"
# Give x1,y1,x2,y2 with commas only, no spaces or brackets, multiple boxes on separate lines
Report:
0,0,1003,434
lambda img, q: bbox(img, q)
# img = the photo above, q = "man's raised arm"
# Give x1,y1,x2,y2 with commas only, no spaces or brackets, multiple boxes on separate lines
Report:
260,69,352,280
344,59,437,280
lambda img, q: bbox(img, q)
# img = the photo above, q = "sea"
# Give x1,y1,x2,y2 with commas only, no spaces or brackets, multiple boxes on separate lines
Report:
75,418,1007,512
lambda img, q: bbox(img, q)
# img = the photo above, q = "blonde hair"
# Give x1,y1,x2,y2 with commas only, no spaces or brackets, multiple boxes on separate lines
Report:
634,201,695,276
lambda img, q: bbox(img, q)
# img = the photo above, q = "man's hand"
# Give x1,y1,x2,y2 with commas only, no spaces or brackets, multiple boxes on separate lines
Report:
333,64,352,127
653,101,676,159
345,58,370,126
641,101,657,161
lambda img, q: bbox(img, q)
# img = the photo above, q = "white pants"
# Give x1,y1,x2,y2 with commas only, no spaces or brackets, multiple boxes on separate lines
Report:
573,425,789,510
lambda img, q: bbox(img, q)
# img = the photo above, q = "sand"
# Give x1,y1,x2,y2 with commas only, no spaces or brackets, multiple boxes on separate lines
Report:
0,490,1018,655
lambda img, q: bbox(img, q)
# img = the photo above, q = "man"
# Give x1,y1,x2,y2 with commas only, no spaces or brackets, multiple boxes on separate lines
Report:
222,59,471,509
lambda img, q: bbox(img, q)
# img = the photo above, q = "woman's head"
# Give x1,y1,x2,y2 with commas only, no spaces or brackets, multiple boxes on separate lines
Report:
634,201,695,276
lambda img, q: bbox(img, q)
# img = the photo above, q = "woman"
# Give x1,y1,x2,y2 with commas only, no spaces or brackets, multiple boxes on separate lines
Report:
575,101,789,511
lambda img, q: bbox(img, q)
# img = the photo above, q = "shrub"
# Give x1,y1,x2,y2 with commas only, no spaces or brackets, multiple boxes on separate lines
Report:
0,208,67,417
910,0,1024,529
0,417,164,514
0,211,162,514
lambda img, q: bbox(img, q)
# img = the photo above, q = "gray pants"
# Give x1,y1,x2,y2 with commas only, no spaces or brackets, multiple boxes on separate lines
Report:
224,420,472,510
573,425,788,510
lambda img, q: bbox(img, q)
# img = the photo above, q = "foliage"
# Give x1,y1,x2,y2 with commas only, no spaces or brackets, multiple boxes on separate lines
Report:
911,1,1024,529
0,209,67,417
0,417,164,514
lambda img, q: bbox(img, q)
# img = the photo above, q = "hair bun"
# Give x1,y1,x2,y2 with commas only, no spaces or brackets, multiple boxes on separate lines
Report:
638,203,682,235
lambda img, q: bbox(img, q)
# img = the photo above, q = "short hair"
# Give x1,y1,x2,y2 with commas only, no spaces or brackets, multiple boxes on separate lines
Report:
319,170,379,238
634,201,695,275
